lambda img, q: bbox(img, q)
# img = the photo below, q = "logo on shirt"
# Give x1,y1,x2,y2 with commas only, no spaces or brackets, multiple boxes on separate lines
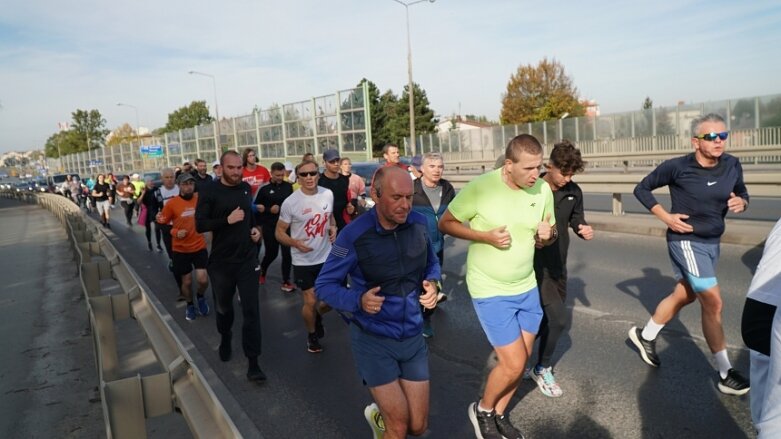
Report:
304,213,330,238
322,204,328,211
530,203,536,207
303,207,312,215
707,181,717,186
566,196,574,201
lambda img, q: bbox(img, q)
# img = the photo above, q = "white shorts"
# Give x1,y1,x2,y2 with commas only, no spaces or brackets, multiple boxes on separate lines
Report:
96,200,110,215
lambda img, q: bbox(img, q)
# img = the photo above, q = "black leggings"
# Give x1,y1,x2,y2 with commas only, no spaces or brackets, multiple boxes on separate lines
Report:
536,275,568,368
260,223,291,282
120,200,134,224
208,258,262,359
144,208,161,246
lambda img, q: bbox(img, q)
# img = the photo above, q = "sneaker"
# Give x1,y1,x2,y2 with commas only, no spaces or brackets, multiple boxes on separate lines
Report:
168,260,174,272
185,304,196,321
717,368,750,396
105,222,111,229
307,334,323,353
522,367,532,380
315,313,325,339
259,274,266,285
247,365,267,382
147,242,153,251
437,292,448,303
219,334,232,362
468,402,502,439
422,320,434,338
156,245,163,253
176,294,186,302
197,296,210,316
532,366,563,398
280,282,296,292
628,326,660,367
495,414,525,439
364,403,386,439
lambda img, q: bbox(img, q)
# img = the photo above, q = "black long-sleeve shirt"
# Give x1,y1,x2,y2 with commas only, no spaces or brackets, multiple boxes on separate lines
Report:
254,180,294,227
534,176,588,279
318,173,351,232
195,181,256,264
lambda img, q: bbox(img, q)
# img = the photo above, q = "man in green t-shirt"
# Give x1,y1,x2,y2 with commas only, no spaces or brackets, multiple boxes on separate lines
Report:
439,134,557,439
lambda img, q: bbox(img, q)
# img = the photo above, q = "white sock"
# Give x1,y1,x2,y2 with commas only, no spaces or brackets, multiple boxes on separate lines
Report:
641,318,665,341
477,400,493,413
714,350,732,379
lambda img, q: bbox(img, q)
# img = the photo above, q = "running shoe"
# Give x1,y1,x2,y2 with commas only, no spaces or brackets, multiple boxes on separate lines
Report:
495,414,525,439
259,274,266,285
168,260,174,272
176,294,186,302
364,403,386,439
468,402,502,439
628,326,660,367
280,282,296,292
307,334,323,353
197,296,210,316
532,366,563,398
147,242,153,251
247,365,267,382
185,304,196,321
315,312,325,339
157,245,163,253
717,368,750,396
422,320,434,338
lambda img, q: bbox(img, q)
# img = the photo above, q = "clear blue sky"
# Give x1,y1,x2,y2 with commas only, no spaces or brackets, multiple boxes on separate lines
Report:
1,0,780,153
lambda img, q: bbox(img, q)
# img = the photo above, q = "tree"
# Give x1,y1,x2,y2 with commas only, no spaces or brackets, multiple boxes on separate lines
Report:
71,109,110,150
396,82,438,154
107,123,137,146
642,97,653,110
500,58,585,124
163,100,213,133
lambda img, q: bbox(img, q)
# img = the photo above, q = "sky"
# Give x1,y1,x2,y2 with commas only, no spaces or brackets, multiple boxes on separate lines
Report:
1,0,780,153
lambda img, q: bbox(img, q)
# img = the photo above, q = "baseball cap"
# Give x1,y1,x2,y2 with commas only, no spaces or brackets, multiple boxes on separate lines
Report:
212,160,220,168
411,155,423,169
322,148,340,162
284,161,294,172
131,173,140,179
177,173,196,184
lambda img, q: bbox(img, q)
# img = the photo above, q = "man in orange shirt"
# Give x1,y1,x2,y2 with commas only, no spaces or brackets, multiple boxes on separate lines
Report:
157,173,211,321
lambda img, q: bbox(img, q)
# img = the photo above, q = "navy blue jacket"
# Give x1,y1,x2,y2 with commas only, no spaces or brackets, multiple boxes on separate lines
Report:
634,153,748,243
411,178,456,256
315,208,441,340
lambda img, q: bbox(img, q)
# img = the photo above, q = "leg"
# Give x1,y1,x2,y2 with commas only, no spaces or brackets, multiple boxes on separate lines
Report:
483,331,536,415
369,380,430,438
281,243,292,282
301,288,317,333
236,258,261,359
194,268,209,296
259,225,279,274
536,275,567,368
154,221,162,247
697,285,726,353
180,272,193,302
208,264,237,340
650,280,697,326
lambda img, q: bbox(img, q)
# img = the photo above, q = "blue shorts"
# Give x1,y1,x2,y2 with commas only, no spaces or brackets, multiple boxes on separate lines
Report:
668,240,719,293
349,324,429,387
472,287,543,347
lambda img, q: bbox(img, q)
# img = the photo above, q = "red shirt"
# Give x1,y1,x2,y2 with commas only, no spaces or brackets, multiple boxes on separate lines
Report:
242,165,271,198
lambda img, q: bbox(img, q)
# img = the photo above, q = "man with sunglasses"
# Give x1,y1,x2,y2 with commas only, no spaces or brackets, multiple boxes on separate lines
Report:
319,148,354,233
630,113,750,395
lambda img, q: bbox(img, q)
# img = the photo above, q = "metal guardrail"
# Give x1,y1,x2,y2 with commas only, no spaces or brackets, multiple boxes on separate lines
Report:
7,192,252,439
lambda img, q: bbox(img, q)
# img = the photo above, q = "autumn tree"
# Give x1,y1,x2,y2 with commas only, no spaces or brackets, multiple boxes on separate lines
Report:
107,123,137,146
163,100,213,133
500,58,585,124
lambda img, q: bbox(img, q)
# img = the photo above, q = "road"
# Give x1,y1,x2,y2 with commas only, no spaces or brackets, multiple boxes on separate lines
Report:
93,204,758,438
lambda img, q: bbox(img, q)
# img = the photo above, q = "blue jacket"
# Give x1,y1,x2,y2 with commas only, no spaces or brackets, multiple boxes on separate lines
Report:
315,207,441,340
411,178,456,256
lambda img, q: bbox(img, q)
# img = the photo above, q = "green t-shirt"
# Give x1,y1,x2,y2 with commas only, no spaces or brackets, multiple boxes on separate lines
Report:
447,169,555,299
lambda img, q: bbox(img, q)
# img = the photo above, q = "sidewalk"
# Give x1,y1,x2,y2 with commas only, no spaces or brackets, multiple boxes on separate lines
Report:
587,211,775,246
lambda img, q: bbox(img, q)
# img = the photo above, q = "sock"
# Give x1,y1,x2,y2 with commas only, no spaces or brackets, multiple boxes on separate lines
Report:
534,364,547,374
714,350,731,379
641,318,665,341
477,400,493,413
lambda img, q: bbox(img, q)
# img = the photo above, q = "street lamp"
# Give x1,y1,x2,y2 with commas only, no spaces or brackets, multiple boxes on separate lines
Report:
390,0,435,157
117,102,142,171
188,70,221,148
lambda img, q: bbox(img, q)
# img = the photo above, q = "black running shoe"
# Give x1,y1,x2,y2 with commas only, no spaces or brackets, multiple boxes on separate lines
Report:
717,368,750,396
468,402,502,439
495,414,525,439
628,326,660,367
247,365,267,382
307,334,323,353
315,312,325,339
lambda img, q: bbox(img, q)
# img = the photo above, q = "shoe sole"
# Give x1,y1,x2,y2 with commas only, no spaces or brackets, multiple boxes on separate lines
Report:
717,382,750,396
531,372,563,398
628,327,659,368
281,287,295,292
467,403,486,439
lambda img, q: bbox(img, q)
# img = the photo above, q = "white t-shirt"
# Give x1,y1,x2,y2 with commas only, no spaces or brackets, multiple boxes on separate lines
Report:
746,218,781,307
279,187,334,266
159,185,180,205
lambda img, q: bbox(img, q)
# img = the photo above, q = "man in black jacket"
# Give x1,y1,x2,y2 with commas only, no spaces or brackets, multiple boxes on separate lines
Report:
195,150,266,382
318,148,354,233
255,162,294,291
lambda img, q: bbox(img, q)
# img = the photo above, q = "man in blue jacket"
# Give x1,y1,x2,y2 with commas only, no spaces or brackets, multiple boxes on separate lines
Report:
316,166,440,439
412,152,455,338
629,113,750,395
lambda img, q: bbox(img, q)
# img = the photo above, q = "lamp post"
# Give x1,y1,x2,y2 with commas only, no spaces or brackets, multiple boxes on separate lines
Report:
188,70,221,150
117,102,142,171
390,0,434,157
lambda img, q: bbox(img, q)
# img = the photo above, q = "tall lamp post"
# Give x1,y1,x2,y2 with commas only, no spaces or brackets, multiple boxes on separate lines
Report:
390,0,434,157
117,102,142,171
188,70,221,150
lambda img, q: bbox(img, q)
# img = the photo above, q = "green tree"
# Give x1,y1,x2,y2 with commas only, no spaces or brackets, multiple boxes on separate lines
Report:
642,96,653,110
71,109,110,150
396,82,437,154
163,100,213,133
500,58,585,124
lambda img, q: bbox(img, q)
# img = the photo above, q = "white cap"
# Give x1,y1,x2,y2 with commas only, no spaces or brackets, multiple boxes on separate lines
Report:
131,173,140,179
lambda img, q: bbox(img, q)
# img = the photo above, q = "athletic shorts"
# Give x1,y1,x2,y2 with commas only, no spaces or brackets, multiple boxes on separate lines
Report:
472,287,543,347
95,200,110,215
172,248,208,276
349,324,429,387
294,263,323,291
668,240,719,292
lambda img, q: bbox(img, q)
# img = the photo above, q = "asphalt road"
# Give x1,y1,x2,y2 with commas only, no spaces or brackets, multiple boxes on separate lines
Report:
90,204,758,439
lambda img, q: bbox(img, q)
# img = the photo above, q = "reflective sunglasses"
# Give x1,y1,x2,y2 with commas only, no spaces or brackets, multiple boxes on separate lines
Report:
694,131,729,141
298,171,319,177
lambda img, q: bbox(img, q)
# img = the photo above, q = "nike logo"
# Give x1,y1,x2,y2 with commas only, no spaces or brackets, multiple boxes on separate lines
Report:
530,203,536,207
707,181,717,186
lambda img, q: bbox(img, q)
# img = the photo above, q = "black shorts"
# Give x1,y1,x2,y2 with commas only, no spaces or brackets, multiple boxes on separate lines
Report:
173,249,208,276
294,263,324,291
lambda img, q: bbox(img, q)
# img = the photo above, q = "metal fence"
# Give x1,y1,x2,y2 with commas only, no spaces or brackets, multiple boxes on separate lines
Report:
61,83,371,176
416,93,781,167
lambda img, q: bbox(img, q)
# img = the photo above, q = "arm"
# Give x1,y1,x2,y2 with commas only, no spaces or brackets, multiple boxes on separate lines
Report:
275,220,312,253
633,161,692,232
438,209,511,249
728,160,749,213
315,237,365,313
569,191,594,240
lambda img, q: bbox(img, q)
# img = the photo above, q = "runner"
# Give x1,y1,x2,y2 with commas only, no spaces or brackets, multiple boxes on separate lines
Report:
318,149,354,233
255,162,294,292
241,148,271,200
138,177,163,252
91,174,111,228
116,175,136,226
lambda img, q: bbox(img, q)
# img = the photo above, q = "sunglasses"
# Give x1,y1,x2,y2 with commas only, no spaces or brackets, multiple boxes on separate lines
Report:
694,132,728,141
298,171,319,177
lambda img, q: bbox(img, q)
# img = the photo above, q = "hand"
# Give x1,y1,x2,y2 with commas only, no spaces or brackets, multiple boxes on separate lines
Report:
270,205,280,214
250,227,261,243
329,226,337,243
294,239,313,253
361,286,384,314
665,213,694,233
155,212,164,223
346,203,355,215
419,280,438,310
176,229,187,239
486,225,512,249
257,204,265,213
227,206,244,224
578,224,594,240
727,192,746,213
536,213,553,242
